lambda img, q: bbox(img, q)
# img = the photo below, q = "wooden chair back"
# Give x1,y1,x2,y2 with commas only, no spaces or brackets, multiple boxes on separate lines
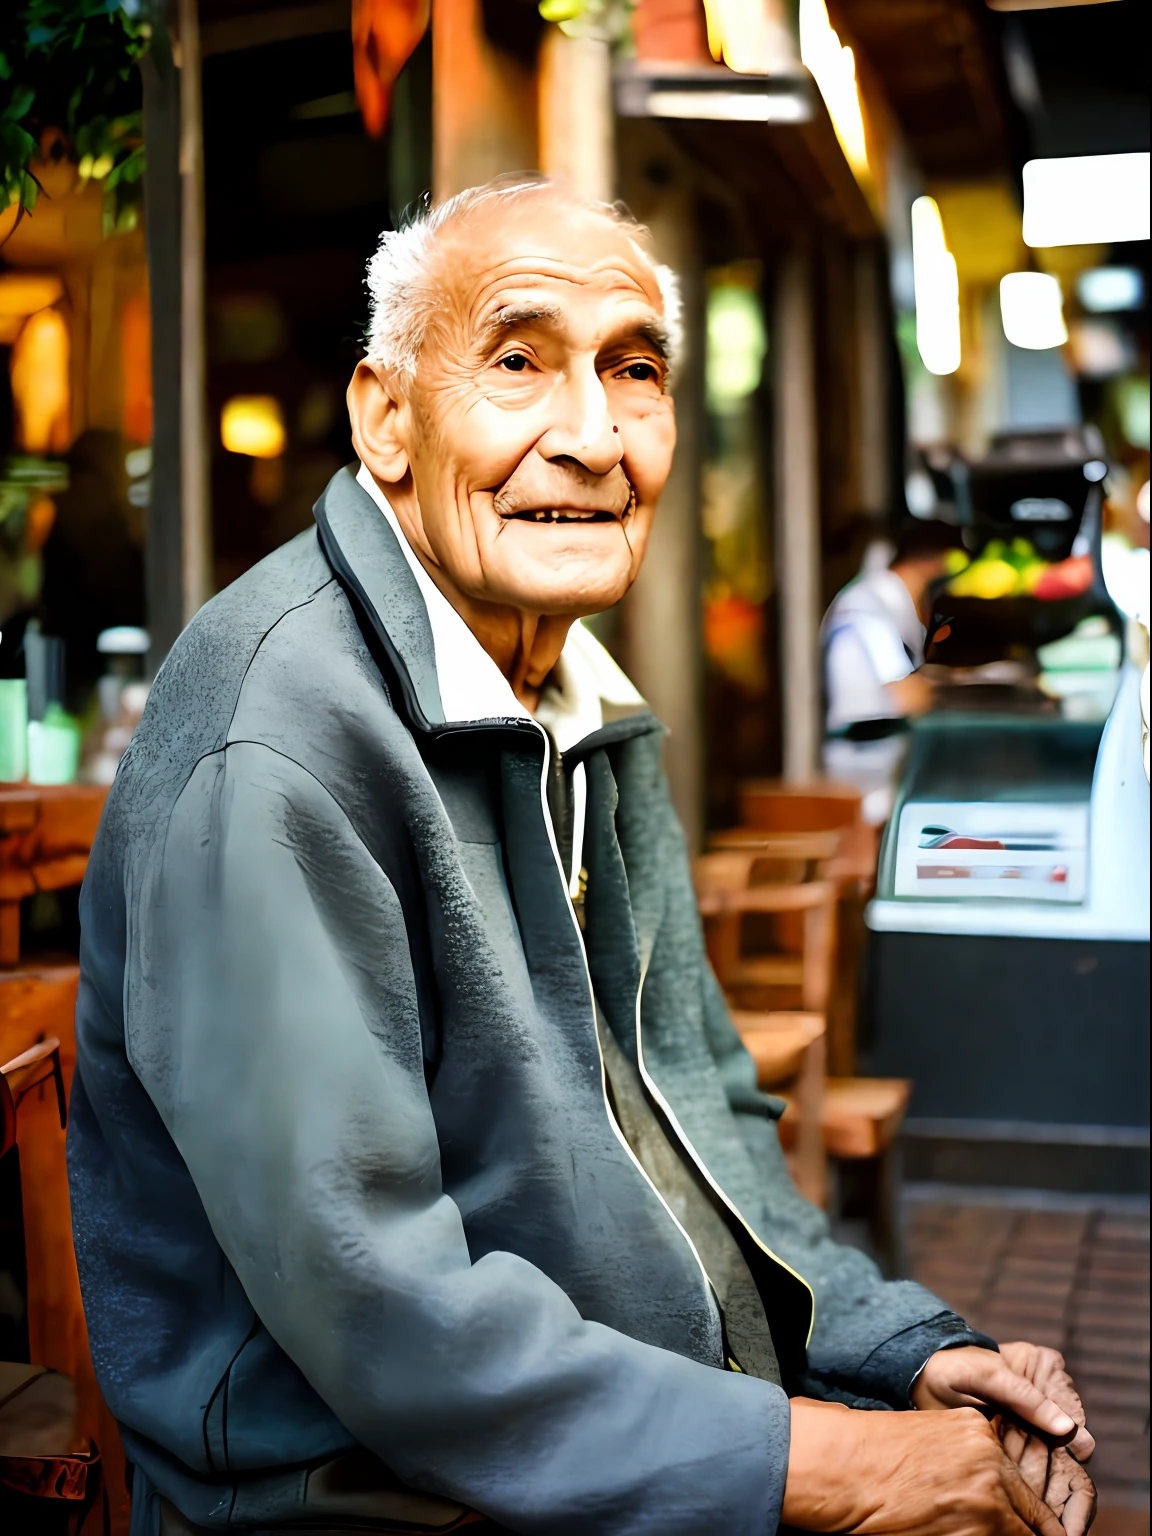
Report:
738,779,864,833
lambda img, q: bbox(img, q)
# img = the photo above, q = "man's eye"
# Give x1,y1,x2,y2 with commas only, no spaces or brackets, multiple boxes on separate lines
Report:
621,361,658,382
498,353,530,372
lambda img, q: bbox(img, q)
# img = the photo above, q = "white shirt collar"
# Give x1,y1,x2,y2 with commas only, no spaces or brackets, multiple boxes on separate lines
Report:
354,462,642,751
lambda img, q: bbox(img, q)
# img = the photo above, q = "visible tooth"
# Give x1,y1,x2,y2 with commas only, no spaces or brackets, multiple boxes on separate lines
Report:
534,510,545,522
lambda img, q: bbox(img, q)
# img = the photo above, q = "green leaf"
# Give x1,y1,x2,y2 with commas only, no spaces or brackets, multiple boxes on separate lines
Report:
5,84,36,120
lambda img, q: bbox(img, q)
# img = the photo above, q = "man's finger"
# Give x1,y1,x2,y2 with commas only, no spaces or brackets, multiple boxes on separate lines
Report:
1067,1423,1096,1463
1059,1480,1097,1536
957,1356,1078,1439
1004,1462,1067,1536
1001,1342,1096,1462
1045,1448,1098,1536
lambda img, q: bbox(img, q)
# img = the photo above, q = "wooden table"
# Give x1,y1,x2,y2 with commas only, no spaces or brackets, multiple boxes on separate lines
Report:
0,782,128,1532
0,785,108,966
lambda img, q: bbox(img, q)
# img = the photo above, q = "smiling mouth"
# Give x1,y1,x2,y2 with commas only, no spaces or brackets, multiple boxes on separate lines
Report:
504,507,621,524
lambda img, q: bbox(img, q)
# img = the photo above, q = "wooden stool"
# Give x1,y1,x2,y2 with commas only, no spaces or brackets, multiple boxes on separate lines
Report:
731,1010,826,1208
777,1076,911,1276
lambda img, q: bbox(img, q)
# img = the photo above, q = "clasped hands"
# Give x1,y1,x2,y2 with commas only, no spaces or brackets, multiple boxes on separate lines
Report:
783,1342,1096,1536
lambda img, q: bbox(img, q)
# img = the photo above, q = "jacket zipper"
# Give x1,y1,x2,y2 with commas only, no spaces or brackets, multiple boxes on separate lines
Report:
530,724,724,1339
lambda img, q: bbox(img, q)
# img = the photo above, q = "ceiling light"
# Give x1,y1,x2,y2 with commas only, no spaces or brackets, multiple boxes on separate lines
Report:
1023,154,1150,248
1000,272,1068,350
912,196,961,376
799,0,868,179
647,88,809,122
1076,267,1144,314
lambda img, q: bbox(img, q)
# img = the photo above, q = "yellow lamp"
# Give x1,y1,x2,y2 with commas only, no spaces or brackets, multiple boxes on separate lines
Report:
221,395,286,458
0,271,65,345
10,306,71,455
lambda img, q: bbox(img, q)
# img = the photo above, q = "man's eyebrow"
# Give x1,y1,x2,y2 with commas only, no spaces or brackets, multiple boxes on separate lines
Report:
633,319,671,362
478,303,565,348
476,304,671,363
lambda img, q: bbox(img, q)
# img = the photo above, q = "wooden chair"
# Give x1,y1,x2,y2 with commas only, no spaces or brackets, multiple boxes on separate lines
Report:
1,1063,105,1535
0,783,126,1532
735,781,879,1073
695,861,838,1207
693,852,838,1011
697,826,911,1275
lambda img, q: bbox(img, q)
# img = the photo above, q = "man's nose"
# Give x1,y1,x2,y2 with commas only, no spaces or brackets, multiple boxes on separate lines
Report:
537,362,623,476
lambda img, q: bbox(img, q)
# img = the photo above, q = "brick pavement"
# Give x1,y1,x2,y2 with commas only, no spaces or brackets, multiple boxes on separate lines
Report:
907,1199,1150,1527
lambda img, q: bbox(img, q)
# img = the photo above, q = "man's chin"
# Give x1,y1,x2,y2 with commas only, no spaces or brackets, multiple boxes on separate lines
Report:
480,558,634,617
477,523,641,615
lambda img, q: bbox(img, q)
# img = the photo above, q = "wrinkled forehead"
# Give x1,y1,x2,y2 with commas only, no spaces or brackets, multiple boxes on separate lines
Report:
426,198,665,345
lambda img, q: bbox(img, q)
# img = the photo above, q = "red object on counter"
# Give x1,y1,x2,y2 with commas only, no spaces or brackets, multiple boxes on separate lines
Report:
1033,554,1093,601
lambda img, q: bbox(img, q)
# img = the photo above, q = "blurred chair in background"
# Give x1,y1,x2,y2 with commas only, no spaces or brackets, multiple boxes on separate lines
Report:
696,792,910,1276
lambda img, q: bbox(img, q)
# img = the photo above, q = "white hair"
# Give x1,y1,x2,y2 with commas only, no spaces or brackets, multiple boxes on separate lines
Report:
364,175,683,382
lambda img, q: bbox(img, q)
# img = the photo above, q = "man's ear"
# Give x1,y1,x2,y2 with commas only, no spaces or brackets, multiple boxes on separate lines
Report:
347,360,411,483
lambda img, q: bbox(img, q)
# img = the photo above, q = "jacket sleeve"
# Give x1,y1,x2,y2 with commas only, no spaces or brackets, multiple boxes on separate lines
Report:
128,740,790,1536
700,965,994,1408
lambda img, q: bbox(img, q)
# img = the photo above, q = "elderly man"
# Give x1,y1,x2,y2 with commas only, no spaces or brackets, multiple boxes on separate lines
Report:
70,179,1094,1536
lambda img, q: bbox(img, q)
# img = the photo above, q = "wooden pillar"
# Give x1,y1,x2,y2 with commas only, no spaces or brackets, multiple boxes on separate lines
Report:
773,247,821,782
432,0,537,202
538,27,614,201
178,0,212,627
854,243,890,519
140,2,211,673
141,32,183,670
617,181,705,851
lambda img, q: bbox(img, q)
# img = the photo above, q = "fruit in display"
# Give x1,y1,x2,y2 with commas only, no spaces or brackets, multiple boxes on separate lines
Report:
1032,554,1093,601
947,553,1019,599
944,536,1089,600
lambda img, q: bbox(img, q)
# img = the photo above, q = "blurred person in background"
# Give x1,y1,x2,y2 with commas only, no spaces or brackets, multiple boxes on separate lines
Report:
822,519,960,824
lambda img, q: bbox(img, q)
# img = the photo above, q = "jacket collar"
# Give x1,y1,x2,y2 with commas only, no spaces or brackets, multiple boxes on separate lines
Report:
316,464,650,751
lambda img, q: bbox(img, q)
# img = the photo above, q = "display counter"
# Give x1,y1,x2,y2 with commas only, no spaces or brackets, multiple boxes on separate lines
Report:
867,665,1149,1144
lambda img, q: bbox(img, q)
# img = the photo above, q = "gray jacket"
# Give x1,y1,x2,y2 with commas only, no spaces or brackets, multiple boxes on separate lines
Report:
69,466,984,1536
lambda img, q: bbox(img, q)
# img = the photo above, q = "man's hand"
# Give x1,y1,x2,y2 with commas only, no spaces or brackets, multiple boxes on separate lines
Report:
912,1344,1094,1461
912,1344,1096,1536
782,1398,1064,1535
887,672,935,717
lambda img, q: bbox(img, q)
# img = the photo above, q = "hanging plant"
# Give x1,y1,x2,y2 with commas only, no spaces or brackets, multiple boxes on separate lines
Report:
1,0,150,243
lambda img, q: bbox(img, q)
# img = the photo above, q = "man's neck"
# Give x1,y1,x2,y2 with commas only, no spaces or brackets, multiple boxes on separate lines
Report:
418,575,573,712
890,560,934,628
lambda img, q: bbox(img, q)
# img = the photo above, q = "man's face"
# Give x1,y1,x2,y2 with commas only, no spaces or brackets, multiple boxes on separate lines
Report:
363,197,676,617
